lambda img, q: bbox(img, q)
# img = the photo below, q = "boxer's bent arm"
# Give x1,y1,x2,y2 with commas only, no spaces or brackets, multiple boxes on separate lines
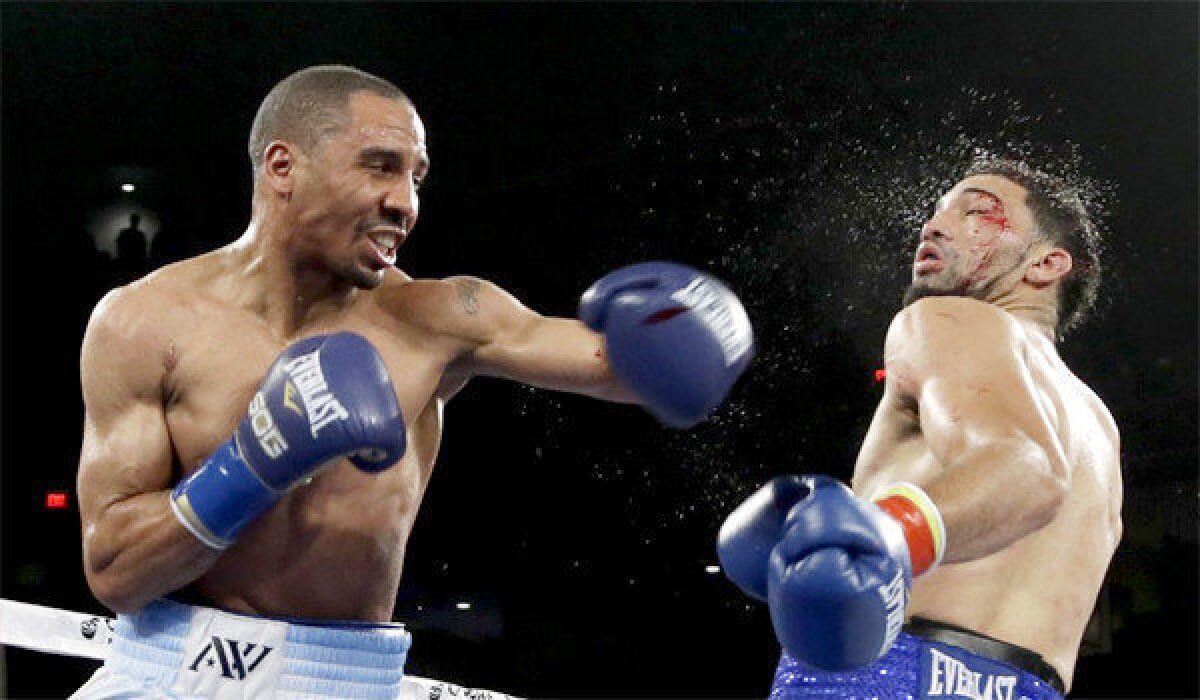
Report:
77,290,220,613
444,276,637,402
885,298,1071,564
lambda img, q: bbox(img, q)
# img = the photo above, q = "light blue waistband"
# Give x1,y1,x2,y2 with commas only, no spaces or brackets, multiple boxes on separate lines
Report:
106,598,410,698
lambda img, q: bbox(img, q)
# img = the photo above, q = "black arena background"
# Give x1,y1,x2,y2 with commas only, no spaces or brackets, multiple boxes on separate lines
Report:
2,4,1196,697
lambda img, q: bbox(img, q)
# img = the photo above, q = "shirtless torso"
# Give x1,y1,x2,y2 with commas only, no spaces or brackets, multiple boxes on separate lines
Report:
78,243,622,622
853,296,1122,688
76,78,754,636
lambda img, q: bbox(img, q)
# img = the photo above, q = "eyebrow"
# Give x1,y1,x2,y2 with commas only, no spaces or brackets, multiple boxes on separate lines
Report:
358,147,430,172
936,186,1003,213
962,187,1002,203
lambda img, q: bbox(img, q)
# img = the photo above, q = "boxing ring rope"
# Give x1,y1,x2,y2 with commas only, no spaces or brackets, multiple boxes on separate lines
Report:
0,598,519,699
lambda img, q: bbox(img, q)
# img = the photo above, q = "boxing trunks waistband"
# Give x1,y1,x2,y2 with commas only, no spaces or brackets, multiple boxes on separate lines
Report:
904,617,1065,695
100,598,411,699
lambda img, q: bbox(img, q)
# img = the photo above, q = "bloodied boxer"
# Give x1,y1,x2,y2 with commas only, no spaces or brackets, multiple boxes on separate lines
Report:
719,160,1118,699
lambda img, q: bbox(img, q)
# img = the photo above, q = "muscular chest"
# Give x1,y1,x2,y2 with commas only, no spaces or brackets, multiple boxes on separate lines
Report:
161,303,452,472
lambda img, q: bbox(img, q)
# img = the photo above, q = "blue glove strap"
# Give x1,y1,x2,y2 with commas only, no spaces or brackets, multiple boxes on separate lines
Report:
170,438,280,550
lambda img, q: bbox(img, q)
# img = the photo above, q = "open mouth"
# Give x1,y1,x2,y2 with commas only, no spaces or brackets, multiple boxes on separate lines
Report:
365,228,404,267
914,242,944,274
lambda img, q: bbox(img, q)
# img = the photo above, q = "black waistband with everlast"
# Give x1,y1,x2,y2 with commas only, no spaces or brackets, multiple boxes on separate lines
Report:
904,617,1066,695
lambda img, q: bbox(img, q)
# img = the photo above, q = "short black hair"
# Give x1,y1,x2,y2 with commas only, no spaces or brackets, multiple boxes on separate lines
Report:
248,65,408,168
965,156,1103,339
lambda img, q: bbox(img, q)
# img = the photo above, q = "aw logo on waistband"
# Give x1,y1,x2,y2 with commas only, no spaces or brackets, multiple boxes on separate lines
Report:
187,635,273,681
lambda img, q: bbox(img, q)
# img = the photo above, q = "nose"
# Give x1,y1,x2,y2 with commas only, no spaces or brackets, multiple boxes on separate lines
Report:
382,178,418,230
920,217,950,243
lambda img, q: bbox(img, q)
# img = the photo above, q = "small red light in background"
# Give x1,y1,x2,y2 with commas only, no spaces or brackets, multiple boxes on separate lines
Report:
873,368,887,383
45,491,69,510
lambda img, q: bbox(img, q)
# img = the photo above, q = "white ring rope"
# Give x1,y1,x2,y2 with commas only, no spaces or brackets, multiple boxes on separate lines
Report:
0,598,519,699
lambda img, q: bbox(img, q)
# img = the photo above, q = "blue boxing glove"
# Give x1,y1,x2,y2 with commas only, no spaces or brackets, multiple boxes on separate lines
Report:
718,476,944,670
171,333,406,549
578,262,754,428
717,475,814,601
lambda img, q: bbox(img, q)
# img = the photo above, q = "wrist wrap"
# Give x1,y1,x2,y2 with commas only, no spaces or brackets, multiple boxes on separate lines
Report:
874,482,946,577
169,438,281,550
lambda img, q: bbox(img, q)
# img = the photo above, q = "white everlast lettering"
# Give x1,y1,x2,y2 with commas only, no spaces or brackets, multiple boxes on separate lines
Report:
306,391,350,435
877,569,906,656
957,667,980,696
927,648,1017,700
930,648,945,692
669,277,752,366
980,674,998,700
282,351,350,437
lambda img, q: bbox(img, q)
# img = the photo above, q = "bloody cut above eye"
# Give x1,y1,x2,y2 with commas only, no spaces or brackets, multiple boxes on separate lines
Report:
980,204,1009,228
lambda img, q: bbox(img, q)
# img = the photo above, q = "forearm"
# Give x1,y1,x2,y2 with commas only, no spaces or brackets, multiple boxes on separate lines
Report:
571,353,639,404
479,317,640,403
497,357,638,403
84,490,222,613
474,265,751,422
923,441,1066,563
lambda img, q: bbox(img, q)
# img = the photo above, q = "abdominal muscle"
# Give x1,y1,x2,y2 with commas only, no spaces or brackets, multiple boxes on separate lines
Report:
178,400,444,623
179,455,423,622
860,406,1118,688
907,498,1114,688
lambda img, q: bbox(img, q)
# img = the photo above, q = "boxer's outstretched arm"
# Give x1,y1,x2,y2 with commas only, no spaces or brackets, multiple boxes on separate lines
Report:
77,288,220,613
443,277,637,402
883,297,1071,564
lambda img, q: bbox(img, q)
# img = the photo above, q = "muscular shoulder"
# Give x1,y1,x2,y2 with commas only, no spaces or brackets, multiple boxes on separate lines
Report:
82,255,218,387
371,273,530,348
89,280,179,344
112,248,235,314
82,285,174,405
886,297,1018,363
89,257,209,336
882,298,1027,401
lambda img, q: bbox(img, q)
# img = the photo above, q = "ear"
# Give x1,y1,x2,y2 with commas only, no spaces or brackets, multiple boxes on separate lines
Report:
1026,246,1072,288
261,141,298,196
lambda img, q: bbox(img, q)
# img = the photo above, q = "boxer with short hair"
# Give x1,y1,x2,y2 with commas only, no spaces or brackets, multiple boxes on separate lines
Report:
73,64,753,699
719,159,1120,698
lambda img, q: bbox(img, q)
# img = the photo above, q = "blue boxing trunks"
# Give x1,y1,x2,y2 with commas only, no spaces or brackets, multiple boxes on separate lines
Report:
770,618,1065,700
69,598,411,699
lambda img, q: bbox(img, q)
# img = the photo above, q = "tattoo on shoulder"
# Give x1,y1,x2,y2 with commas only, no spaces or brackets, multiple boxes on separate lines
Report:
454,278,481,315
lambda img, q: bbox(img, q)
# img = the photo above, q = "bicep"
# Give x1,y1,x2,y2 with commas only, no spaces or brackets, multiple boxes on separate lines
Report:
77,295,175,525
890,304,1067,478
916,372,1044,460
78,400,174,523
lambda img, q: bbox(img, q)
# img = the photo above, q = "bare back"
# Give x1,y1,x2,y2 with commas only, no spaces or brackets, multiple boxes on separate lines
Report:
853,298,1122,687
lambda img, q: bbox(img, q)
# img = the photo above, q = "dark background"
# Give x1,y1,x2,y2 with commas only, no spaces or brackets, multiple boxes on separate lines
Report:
2,3,1196,698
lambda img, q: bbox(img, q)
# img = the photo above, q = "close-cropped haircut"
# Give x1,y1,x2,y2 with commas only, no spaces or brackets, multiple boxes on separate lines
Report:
965,157,1103,339
247,65,408,169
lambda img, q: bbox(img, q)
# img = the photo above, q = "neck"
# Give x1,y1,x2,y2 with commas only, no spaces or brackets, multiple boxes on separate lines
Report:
228,217,357,339
986,284,1059,343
